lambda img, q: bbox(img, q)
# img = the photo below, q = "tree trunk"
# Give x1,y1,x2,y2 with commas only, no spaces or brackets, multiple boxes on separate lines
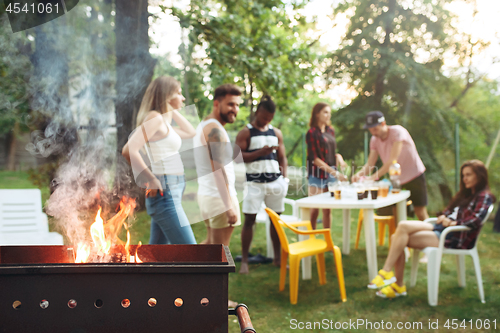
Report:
115,0,156,152
373,0,396,109
247,80,254,122
7,122,19,171
30,22,75,182
114,0,156,205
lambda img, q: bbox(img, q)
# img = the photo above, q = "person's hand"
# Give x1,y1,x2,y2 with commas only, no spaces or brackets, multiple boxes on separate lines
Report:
442,217,456,227
145,178,163,198
225,207,238,225
336,154,348,169
259,145,277,156
351,173,361,183
336,172,348,182
436,215,446,224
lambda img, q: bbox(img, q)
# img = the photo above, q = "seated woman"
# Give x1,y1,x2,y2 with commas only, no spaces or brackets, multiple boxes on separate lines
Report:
368,159,495,298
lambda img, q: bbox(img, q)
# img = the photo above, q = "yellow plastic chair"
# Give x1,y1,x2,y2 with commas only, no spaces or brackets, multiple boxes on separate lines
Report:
355,200,412,249
265,208,347,305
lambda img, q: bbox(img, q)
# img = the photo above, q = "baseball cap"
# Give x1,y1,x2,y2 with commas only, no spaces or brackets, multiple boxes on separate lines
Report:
363,111,386,129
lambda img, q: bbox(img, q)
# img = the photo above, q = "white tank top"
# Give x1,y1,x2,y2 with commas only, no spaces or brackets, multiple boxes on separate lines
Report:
193,118,236,197
146,122,184,175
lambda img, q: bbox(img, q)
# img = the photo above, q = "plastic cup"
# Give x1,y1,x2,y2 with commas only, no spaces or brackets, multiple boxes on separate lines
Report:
328,182,337,197
357,190,364,200
379,183,389,198
370,188,379,200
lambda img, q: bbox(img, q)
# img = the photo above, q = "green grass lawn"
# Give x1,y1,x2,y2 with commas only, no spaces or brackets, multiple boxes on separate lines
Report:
1,170,499,332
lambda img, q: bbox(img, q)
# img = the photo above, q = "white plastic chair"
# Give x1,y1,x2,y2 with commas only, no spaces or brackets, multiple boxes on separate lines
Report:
255,198,300,258
0,189,64,245
410,204,494,306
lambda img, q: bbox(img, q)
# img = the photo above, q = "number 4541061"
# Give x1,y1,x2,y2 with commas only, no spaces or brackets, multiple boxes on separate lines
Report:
5,2,60,14
444,319,496,330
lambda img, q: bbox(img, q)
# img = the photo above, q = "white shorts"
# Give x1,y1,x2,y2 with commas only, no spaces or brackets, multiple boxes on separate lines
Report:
242,176,288,214
198,195,242,229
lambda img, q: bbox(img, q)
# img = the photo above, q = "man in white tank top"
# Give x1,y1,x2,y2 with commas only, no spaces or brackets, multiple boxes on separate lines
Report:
194,84,243,247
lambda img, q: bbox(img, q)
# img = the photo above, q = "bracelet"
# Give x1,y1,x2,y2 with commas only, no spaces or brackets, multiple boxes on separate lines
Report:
284,177,290,183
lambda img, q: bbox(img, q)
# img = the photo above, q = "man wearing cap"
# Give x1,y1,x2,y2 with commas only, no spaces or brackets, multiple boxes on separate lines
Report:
352,111,429,221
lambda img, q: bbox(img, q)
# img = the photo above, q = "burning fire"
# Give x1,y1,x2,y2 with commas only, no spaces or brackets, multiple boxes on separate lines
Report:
74,197,141,263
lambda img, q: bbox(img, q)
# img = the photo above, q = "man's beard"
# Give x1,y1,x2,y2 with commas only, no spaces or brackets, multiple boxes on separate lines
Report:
219,106,235,123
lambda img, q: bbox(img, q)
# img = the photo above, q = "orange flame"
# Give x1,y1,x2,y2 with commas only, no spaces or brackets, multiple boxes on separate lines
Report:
90,208,111,254
135,241,143,263
75,197,137,263
75,243,90,263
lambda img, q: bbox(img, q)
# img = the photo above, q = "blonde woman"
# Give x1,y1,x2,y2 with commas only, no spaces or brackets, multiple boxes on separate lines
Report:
122,76,197,244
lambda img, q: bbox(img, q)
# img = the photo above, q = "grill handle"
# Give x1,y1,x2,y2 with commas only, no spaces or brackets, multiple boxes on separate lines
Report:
229,304,256,333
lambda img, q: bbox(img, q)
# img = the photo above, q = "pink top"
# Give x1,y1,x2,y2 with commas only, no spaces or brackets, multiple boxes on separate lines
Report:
369,125,426,184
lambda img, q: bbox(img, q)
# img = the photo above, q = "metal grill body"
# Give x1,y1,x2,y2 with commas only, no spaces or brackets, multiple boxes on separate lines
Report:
0,244,235,333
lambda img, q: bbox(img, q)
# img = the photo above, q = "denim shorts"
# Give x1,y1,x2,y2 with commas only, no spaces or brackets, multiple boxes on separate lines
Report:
308,174,337,190
433,230,442,239
145,174,196,245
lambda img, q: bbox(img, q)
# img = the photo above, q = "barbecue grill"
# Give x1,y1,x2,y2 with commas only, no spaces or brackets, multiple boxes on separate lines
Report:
0,244,255,333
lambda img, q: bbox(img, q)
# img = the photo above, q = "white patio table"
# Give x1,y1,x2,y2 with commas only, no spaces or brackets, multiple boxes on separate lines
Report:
295,190,410,282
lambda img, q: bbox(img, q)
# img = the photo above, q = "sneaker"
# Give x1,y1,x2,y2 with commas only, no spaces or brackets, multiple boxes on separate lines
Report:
247,253,273,264
234,253,254,262
367,269,397,289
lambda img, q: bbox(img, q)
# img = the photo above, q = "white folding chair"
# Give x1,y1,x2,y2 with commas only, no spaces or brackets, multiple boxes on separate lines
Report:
0,189,64,245
256,198,300,258
410,205,494,306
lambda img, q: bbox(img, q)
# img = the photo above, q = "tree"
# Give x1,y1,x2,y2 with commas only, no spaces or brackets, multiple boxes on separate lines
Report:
168,0,316,120
325,0,460,206
115,0,156,151
114,0,156,197
0,15,33,170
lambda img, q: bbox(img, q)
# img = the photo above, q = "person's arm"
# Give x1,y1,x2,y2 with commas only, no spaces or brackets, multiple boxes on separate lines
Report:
352,149,379,182
170,110,197,139
122,142,131,163
234,127,276,163
367,141,403,181
453,193,493,229
122,113,164,195
204,124,238,225
335,153,348,169
312,158,346,181
274,128,288,178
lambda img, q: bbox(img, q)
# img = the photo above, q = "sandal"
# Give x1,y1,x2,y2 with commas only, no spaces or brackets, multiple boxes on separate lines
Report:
367,269,396,289
376,283,407,298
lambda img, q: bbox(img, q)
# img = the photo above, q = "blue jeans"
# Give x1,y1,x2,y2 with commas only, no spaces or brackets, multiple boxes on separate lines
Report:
308,174,337,190
145,175,196,245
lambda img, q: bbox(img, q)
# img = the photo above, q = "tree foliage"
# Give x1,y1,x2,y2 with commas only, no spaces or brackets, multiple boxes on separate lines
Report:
167,0,317,117
325,0,464,205
0,16,32,136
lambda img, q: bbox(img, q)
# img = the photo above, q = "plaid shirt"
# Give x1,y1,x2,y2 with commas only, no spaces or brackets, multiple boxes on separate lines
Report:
441,191,493,249
306,126,336,179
